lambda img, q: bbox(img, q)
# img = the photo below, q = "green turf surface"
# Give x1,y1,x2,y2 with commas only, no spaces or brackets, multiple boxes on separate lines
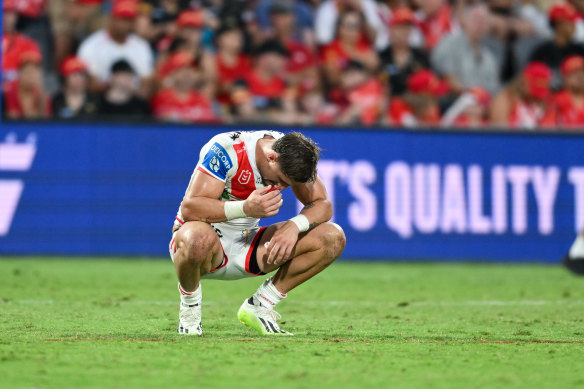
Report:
0,258,583,389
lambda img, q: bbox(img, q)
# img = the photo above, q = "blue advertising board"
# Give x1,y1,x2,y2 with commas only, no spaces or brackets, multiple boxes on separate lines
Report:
1,121,583,262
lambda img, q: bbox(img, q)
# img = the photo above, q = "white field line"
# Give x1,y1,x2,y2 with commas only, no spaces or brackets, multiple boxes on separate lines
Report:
5,299,584,307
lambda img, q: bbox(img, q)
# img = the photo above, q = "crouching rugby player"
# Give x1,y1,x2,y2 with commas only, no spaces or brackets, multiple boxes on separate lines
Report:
169,131,346,335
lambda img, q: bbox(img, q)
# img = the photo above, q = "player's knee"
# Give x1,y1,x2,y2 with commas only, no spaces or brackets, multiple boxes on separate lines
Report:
319,222,346,261
177,224,217,265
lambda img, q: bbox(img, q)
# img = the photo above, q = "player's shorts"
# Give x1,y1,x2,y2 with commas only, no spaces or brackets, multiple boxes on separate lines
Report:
169,222,267,280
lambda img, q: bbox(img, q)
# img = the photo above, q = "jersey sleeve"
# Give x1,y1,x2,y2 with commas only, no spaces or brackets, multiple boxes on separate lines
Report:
196,139,235,182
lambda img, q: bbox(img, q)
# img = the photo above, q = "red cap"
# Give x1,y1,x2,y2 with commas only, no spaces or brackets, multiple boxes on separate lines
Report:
18,50,42,67
112,0,139,19
3,0,17,12
561,55,584,75
468,87,490,107
177,10,205,29
549,2,578,23
523,62,552,100
60,56,87,77
407,69,440,96
159,51,194,78
389,7,416,27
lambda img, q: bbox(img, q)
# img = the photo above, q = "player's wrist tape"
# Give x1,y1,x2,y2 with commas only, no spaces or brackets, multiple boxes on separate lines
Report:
224,201,247,220
290,215,310,232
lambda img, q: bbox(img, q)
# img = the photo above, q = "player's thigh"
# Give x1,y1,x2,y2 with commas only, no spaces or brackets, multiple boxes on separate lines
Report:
172,221,224,273
256,221,344,273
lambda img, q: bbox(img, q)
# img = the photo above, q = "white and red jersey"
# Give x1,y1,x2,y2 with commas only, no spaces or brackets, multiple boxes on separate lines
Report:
174,130,284,230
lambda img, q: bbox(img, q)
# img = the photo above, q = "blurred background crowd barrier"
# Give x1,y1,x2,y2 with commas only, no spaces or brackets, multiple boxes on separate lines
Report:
1,122,582,262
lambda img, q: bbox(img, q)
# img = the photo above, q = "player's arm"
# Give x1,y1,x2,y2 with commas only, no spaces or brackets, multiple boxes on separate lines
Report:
266,177,332,264
180,171,283,223
292,177,332,229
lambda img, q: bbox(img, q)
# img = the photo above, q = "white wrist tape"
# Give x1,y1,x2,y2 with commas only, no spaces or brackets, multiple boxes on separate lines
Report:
224,201,247,220
290,214,310,232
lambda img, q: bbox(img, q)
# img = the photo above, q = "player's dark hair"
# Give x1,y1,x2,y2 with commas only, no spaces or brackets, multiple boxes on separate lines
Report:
272,132,320,183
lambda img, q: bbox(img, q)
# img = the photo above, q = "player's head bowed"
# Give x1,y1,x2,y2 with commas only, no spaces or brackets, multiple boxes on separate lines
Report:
272,132,320,184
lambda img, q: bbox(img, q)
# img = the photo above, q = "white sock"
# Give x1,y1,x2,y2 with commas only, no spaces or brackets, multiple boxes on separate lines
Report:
569,234,584,258
178,283,202,306
252,277,286,308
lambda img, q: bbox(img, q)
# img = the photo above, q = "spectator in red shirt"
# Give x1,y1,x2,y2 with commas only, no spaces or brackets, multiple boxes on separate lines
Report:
489,62,555,129
152,51,219,123
3,50,51,119
550,55,584,128
268,1,318,88
240,40,298,124
386,69,441,127
2,0,41,90
52,56,98,119
214,23,252,107
412,0,456,50
336,60,385,125
320,10,379,87
156,9,216,97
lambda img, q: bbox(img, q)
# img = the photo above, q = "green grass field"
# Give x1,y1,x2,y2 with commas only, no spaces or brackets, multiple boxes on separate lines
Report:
1,258,583,389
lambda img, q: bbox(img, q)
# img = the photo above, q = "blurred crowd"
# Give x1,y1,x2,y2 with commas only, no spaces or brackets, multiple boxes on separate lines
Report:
2,0,584,129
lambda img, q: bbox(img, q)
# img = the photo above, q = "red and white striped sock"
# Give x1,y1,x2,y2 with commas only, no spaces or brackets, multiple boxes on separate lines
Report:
178,283,202,306
253,277,286,308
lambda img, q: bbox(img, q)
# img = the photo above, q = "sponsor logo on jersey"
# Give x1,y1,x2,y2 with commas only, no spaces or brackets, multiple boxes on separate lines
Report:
200,142,233,181
210,157,220,172
209,143,232,170
238,169,252,185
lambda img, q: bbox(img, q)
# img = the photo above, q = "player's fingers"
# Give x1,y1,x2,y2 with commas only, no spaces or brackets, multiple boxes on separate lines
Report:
273,242,288,264
267,243,278,264
263,192,282,205
266,208,279,217
265,200,283,213
255,185,272,195
283,245,293,261
262,189,280,199
272,244,285,265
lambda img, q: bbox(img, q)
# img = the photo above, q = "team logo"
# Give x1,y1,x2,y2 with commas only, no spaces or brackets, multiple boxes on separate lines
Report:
210,157,220,172
238,169,252,185
0,133,37,236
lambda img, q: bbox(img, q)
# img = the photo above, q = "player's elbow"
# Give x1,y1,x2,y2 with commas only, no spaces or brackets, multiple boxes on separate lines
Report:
180,198,202,222
320,199,333,222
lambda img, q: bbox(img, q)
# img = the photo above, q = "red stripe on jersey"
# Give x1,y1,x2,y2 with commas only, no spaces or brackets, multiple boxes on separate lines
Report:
175,216,184,225
210,246,229,272
245,226,267,275
197,165,222,180
231,142,257,200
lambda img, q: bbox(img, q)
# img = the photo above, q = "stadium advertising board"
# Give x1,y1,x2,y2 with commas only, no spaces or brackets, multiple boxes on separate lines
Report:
0,122,582,262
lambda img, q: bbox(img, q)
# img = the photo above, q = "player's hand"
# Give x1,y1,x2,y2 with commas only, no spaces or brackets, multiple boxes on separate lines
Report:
266,221,300,265
243,186,283,218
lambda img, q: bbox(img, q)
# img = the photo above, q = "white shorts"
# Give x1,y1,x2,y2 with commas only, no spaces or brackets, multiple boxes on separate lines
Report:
169,223,268,280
